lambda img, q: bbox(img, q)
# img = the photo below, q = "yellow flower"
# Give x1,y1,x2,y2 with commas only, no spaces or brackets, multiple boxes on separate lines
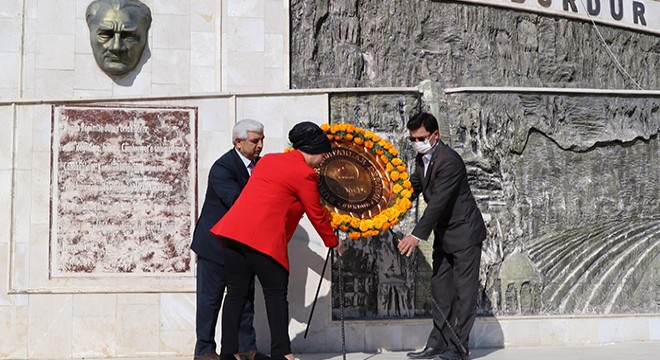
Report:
397,165,406,172
403,180,412,189
386,163,394,172
393,184,403,193
391,158,402,166
390,171,400,181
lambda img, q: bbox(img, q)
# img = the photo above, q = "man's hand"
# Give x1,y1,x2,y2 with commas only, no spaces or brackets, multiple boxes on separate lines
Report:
397,234,420,257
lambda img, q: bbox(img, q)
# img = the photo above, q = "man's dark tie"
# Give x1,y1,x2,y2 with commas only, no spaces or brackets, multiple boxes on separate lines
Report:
247,161,255,174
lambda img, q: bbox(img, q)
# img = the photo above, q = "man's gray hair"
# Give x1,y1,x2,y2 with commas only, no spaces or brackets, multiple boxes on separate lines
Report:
232,119,264,145
86,0,152,26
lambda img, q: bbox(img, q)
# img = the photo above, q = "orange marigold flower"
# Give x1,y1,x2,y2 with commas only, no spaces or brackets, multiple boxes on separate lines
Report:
339,225,349,232
397,165,406,172
403,180,412,189
354,137,364,145
320,124,330,132
375,148,384,155
390,171,400,181
348,232,362,240
364,131,375,139
372,135,381,142
334,135,342,141
365,140,374,149
345,133,354,141
381,155,389,163
391,158,402,166
390,148,398,156
386,163,394,172
393,184,403,193
326,134,333,140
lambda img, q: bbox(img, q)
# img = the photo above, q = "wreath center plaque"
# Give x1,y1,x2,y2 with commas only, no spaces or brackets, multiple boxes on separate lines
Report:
317,143,392,218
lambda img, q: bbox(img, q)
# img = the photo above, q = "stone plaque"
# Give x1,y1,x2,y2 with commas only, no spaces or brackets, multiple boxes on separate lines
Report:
317,142,392,218
50,105,197,275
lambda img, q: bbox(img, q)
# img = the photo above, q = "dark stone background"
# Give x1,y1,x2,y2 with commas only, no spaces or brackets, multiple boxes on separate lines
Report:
291,0,660,317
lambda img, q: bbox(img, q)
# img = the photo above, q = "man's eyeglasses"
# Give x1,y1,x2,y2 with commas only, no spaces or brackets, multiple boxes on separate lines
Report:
408,134,432,142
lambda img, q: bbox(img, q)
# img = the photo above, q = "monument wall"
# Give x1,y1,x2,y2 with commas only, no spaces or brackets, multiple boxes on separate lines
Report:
290,0,660,327
1,0,659,359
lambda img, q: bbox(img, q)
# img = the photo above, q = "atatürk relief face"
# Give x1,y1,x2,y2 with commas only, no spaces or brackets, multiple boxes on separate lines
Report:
86,0,151,77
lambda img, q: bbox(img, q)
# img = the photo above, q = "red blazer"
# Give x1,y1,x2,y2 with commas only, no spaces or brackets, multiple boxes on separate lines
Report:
210,150,338,271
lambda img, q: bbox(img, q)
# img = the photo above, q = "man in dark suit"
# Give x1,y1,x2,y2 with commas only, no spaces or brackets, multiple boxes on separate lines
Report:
398,112,487,360
191,119,266,360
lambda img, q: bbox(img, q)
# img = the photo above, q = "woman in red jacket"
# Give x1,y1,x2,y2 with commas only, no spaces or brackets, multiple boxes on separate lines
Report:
211,122,343,360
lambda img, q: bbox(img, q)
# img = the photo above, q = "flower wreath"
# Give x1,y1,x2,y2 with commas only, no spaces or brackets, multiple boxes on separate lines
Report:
319,123,413,240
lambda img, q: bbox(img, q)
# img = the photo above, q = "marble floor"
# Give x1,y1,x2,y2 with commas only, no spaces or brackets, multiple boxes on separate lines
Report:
53,341,660,360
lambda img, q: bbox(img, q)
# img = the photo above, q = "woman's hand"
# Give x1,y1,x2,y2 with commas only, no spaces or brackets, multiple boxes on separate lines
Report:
335,240,343,256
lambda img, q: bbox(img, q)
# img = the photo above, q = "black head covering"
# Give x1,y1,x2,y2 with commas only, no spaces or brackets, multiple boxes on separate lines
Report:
288,121,332,154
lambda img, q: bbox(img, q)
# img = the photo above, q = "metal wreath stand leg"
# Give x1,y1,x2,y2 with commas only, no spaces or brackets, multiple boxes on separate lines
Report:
304,232,347,360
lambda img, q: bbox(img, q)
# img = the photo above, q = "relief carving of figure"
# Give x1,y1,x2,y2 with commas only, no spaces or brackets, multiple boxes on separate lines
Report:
85,0,152,77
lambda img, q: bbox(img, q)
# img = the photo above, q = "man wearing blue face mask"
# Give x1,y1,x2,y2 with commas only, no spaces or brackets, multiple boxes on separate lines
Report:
399,112,487,360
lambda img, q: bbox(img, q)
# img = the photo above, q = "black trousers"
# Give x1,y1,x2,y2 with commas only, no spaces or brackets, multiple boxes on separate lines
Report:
221,239,291,357
195,256,257,355
426,243,482,353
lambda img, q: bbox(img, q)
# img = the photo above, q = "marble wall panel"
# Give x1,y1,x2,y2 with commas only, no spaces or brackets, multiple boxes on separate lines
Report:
35,34,75,70
191,0,217,33
0,302,29,359
116,303,160,356
160,293,195,332
72,316,116,358
27,294,73,359
0,51,20,91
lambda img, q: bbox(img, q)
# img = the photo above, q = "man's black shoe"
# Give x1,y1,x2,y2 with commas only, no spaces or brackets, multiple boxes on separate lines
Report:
406,347,444,359
434,349,469,360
